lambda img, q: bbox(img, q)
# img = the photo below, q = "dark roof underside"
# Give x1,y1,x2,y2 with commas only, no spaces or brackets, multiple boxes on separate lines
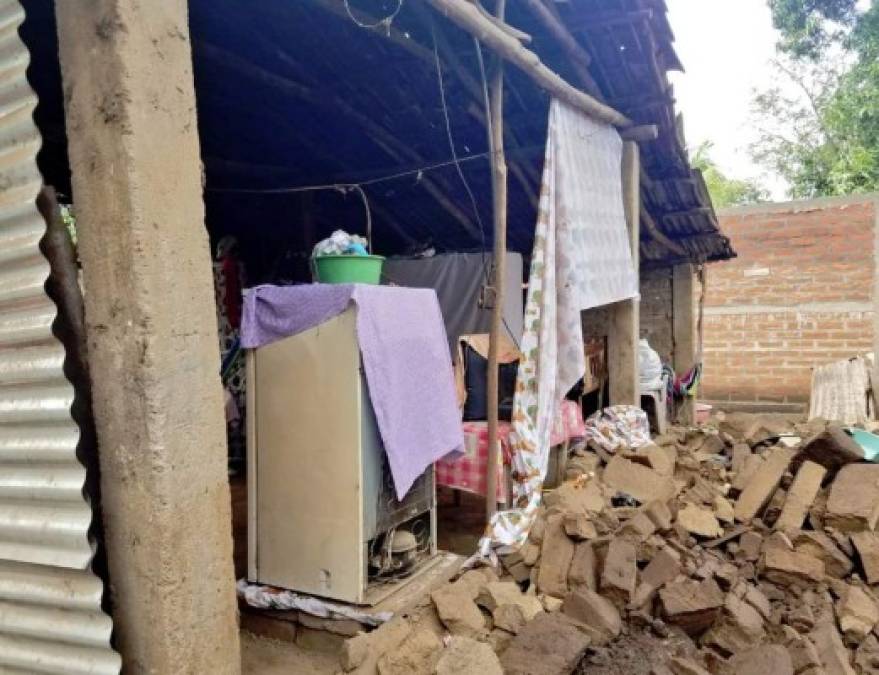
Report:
26,0,735,280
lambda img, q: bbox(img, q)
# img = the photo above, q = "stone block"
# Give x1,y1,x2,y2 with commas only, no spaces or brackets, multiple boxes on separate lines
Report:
734,447,796,522
677,502,723,538
619,512,658,541
564,513,599,540
562,588,622,644
568,542,598,592
702,593,766,656
739,531,763,562
644,499,674,531
810,621,857,675
641,546,682,590
791,530,853,578
851,531,879,584
726,644,793,675
341,616,412,672
376,629,441,675
600,538,637,606
659,578,724,636
826,463,879,532
835,584,879,642
537,514,575,599
775,461,826,532
435,636,502,675
732,454,766,493
603,455,676,504
499,612,592,675
761,547,825,588
431,586,487,639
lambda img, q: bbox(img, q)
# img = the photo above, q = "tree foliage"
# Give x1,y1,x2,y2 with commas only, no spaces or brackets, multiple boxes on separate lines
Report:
691,142,768,209
752,1,879,197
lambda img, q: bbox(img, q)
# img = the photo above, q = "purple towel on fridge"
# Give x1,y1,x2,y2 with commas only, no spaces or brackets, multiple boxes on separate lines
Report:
241,284,464,499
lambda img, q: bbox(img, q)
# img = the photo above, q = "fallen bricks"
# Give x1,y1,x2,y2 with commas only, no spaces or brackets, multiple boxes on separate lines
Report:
335,414,879,675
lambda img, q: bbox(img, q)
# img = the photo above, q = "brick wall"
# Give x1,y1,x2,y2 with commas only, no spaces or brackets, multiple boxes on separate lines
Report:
703,194,878,411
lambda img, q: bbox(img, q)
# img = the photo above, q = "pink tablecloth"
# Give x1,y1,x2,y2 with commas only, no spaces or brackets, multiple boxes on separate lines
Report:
436,400,586,503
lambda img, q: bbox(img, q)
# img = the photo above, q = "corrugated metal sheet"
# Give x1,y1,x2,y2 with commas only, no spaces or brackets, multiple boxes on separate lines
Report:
0,2,120,672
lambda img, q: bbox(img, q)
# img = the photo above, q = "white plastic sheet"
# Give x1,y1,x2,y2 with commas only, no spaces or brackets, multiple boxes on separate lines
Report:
480,100,639,552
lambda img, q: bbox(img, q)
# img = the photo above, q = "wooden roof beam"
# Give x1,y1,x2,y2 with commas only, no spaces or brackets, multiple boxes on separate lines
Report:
568,9,654,33
639,204,686,257
520,0,604,99
424,0,633,127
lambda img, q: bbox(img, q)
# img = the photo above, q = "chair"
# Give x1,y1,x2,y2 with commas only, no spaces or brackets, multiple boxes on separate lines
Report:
640,370,669,434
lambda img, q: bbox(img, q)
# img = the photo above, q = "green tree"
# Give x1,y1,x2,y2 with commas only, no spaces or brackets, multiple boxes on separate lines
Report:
691,142,768,208
751,1,879,197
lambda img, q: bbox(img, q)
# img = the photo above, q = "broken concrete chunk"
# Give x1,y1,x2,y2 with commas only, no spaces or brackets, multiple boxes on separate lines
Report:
659,578,725,636
603,455,676,504
776,461,827,532
540,594,563,613
453,567,498,600
568,542,597,592
376,629,441,675
791,530,853,578
797,427,864,477
487,628,515,655
564,453,600,480
537,514,575,599
734,447,796,522
619,512,658,541
431,586,487,639
702,593,766,656
562,588,622,644
640,443,677,476
564,512,598,540
726,644,793,675
477,581,544,625
810,621,857,675
499,612,591,675
434,636,503,675
851,531,879,585
600,538,638,606
734,582,771,621
521,542,540,567
826,463,879,532
677,502,723,538
761,547,826,588
835,584,879,642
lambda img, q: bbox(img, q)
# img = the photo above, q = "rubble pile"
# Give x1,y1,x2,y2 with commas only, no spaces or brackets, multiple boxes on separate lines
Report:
341,412,879,674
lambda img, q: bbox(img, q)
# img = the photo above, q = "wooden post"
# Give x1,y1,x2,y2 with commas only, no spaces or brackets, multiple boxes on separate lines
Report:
673,263,697,424
485,0,508,521
608,141,641,407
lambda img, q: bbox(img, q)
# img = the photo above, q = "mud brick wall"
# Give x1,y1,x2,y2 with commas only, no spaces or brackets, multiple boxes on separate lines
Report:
580,267,676,364
703,195,878,411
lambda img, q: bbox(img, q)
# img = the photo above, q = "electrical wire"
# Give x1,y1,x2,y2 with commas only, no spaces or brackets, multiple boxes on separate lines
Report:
343,0,403,33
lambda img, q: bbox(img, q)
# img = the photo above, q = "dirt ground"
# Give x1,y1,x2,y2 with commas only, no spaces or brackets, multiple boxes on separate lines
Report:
577,625,698,674
240,631,337,674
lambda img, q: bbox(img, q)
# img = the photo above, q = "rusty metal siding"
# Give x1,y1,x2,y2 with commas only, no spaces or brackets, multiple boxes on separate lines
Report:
0,1,120,672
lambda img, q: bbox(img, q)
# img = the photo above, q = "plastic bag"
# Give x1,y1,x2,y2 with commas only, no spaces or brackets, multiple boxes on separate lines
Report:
638,338,663,391
312,230,369,257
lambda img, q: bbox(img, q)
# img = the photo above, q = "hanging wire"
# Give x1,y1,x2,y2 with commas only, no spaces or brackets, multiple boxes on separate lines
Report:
344,0,403,35
430,21,487,247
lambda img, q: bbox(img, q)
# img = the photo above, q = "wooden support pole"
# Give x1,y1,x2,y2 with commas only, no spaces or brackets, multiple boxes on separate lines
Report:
485,0,508,521
673,263,697,424
424,0,633,127
608,141,641,407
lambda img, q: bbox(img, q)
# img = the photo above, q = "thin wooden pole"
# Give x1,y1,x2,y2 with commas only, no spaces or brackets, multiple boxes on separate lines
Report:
424,0,632,128
485,0,508,521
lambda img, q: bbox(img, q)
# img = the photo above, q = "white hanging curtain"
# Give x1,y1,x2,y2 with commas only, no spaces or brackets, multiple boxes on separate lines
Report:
481,99,639,552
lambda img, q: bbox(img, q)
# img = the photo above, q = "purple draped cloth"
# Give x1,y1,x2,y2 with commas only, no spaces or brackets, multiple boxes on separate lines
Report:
242,284,464,499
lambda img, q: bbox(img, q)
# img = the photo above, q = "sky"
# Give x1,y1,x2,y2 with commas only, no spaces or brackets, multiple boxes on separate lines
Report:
665,0,788,198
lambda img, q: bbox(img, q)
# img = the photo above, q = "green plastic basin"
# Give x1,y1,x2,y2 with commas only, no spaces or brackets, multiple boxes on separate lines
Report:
313,255,384,285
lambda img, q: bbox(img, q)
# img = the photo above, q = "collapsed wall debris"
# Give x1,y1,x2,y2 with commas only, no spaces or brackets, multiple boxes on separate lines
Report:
336,412,879,674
